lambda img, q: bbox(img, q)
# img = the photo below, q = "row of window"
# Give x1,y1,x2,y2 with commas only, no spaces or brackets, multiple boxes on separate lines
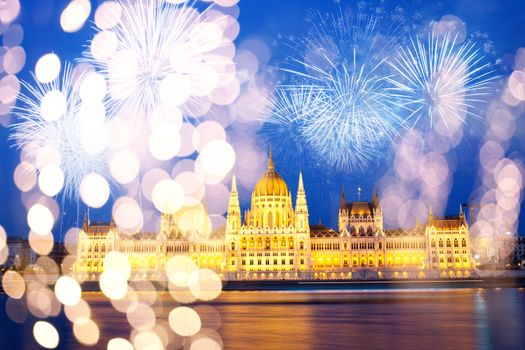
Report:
240,252,295,257
430,238,467,248
351,242,377,250
241,258,304,266
432,250,468,255
432,257,469,263
312,243,340,250
81,237,468,255
235,238,304,251
386,242,426,249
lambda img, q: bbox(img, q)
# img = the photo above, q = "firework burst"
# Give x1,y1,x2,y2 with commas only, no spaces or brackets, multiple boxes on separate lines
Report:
11,65,111,200
387,33,496,140
267,10,407,172
86,0,236,128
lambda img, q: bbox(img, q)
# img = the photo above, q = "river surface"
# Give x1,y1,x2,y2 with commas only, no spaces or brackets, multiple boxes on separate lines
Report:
1,288,524,349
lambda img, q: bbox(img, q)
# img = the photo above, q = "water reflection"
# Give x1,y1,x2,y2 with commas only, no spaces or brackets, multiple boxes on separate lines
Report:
0,288,524,349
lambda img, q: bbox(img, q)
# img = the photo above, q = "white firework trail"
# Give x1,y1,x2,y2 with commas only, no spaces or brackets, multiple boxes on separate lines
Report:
11,65,111,200
387,33,496,139
86,0,236,129
262,86,322,168
267,11,407,172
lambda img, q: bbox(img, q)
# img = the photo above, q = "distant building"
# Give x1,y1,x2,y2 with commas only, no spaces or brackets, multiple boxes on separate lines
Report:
473,233,517,266
513,236,525,267
2,237,36,271
73,150,473,281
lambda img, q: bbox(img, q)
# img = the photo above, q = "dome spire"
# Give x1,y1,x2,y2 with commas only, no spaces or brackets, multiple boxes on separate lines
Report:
268,146,274,171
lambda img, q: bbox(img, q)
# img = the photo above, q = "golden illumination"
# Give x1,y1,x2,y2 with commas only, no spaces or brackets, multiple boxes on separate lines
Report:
73,150,473,281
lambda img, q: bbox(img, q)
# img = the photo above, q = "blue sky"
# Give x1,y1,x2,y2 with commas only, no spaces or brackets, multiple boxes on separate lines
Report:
1,0,525,238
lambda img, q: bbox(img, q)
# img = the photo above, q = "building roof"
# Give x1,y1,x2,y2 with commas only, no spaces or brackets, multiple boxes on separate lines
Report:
6,236,27,243
86,223,113,236
385,226,425,237
253,148,289,197
430,218,463,230
310,224,340,238
343,201,373,216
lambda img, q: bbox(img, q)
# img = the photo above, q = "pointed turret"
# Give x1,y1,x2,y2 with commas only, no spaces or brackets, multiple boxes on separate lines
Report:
82,211,88,232
226,174,241,234
295,170,309,231
428,204,434,224
340,184,346,209
459,204,467,226
231,173,238,193
372,187,379,209
298,170,304,192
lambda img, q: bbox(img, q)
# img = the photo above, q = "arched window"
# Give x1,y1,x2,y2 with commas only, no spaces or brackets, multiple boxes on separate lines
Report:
265,237,271,250
241,237,247,250
231,242,236,251
257,237,263,248
431,240,436,248
367,226,373,235
446,239,451,248
359,227,365,236
94,245,99,253
438,239,443,248
461,238,467,248
378,242,382,250
343,242,348,250
288,237,294,249
454,239,459,248
300,241,304,250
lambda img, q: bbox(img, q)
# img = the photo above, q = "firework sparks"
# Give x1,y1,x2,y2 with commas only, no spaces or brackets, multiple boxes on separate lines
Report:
11,65,111,200
387,33,496,140
267,11,406,172
86,0,236,129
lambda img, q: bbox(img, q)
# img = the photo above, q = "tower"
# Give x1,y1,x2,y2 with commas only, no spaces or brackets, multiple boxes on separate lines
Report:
372,188,379,209
160,213,174,238
372,188,383,233
294,171,309,231
338,184,348,232
226,174,241,235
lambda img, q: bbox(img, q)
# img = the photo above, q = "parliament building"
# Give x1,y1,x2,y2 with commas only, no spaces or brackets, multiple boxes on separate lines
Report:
73,151,473,281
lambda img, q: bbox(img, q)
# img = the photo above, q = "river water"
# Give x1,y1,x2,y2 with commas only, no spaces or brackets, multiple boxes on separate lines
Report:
1,288,524,349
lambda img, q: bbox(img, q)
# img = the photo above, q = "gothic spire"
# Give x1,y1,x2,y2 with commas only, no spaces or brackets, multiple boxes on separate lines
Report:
267,146,274,171
372,187,379,208
340,183,346,209
231,173,238,193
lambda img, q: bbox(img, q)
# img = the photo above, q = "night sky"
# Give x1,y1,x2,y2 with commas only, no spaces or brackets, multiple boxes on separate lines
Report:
1,0,525,238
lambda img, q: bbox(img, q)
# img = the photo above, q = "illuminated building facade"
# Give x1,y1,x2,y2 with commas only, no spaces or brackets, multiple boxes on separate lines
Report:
73,151,473,280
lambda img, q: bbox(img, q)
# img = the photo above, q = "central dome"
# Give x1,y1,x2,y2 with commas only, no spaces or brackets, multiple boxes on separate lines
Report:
253,149,288,197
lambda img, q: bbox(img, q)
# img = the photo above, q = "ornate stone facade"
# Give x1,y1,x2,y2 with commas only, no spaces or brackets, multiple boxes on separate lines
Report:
73,151,473,281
